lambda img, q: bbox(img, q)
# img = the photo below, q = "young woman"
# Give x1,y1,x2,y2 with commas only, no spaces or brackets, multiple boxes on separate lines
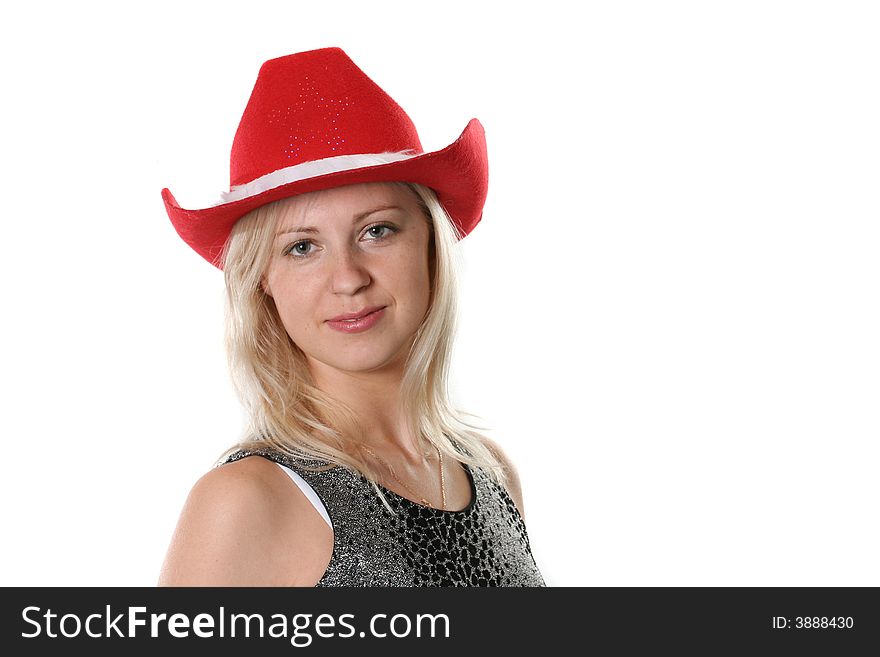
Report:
158,47,545,586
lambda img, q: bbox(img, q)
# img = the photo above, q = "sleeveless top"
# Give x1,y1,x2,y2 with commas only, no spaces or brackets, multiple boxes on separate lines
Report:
218,445,546,587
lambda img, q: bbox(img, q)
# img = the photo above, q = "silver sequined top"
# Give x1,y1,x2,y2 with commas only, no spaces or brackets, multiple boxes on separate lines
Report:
219,446,546,587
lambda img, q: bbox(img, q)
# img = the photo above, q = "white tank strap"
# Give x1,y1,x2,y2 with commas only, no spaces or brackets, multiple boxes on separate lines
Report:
274,462,333,529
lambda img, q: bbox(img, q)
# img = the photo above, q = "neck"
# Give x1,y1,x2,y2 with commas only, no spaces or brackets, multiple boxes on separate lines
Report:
308,356,428,465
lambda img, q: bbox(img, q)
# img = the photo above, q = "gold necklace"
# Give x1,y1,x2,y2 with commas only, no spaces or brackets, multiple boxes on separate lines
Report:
362,443,447,510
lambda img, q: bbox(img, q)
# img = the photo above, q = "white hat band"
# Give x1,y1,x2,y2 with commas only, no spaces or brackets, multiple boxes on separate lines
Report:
218,150,419,205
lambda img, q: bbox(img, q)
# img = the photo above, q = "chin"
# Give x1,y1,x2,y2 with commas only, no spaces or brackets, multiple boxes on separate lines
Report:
316,342,408,374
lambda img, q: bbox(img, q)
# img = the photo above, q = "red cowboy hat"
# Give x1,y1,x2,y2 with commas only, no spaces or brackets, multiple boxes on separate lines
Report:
161,47,488,269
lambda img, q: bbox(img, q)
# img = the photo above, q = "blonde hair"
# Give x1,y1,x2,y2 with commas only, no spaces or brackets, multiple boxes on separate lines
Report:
219,177,506,512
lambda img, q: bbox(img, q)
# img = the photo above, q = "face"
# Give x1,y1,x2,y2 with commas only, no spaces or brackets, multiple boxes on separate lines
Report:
262,182,433,379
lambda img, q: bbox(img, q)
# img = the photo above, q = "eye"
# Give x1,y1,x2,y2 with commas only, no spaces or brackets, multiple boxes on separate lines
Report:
282,240,315,258
281,223,397,259
364,223,397,240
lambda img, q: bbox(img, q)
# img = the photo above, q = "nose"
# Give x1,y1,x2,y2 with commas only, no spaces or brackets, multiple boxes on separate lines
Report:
330,245,372,296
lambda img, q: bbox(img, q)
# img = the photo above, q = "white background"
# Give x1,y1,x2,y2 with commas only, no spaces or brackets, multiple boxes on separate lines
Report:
1,1,877,587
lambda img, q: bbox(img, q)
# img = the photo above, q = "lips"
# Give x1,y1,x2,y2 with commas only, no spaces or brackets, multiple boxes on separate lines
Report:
325,306,386,333
326,305,386,322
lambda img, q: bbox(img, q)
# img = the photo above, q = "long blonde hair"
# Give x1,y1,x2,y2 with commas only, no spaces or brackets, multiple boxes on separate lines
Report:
219,177,506,511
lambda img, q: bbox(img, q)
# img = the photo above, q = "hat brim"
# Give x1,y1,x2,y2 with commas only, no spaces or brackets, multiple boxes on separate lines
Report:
162,118,487,268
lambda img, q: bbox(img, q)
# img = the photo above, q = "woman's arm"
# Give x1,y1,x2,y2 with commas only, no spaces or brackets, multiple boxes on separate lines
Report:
158,456,332,586
480,436,526,520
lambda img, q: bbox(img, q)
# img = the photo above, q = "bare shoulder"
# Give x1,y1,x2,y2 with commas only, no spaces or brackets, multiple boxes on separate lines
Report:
477,435,526,520
158,455,332,586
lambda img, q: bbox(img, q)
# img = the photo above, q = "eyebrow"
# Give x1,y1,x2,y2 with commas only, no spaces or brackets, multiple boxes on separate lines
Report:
275,205,403,238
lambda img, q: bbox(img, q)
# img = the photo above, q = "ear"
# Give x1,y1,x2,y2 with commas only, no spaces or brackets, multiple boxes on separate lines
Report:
428,231,436,281
260,275,273,298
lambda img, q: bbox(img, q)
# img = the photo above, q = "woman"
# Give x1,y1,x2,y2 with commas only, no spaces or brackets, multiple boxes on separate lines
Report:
158,47,545,586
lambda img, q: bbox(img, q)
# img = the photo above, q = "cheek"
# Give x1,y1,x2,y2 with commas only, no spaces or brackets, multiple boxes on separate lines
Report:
400,251,432,311
268,278,312,328
408,236,431,288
